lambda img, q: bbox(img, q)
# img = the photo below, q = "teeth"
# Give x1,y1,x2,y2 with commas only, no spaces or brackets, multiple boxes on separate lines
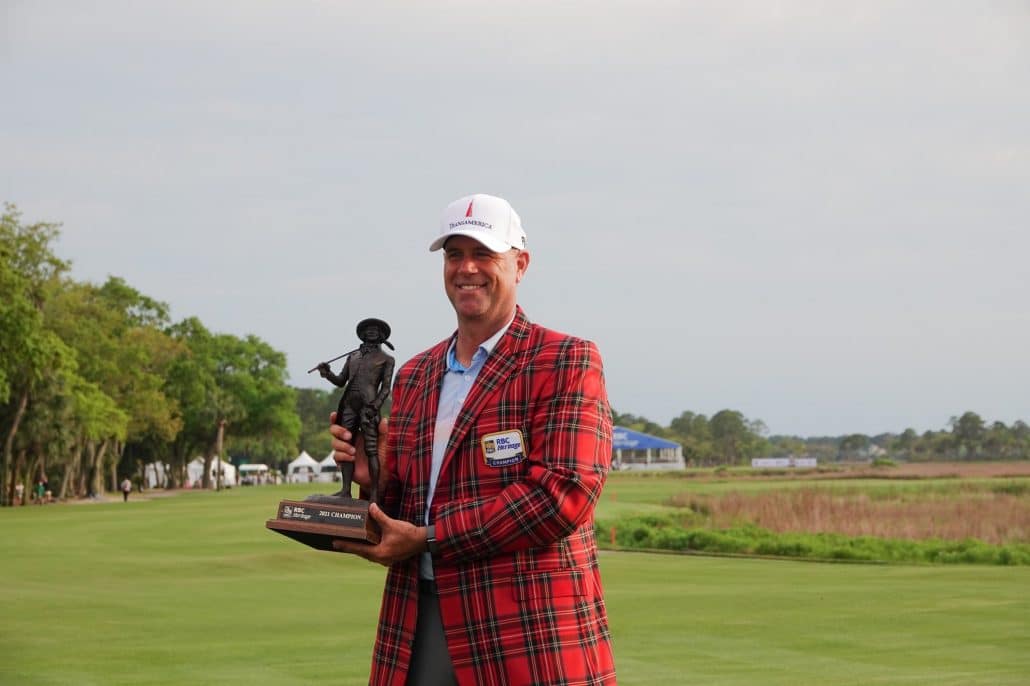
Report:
458,284,482,290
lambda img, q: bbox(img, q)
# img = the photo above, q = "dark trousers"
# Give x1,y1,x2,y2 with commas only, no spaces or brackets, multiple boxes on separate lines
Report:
406,580,457,686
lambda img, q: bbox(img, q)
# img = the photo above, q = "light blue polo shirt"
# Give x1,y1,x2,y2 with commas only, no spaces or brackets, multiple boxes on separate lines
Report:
421,315,514,580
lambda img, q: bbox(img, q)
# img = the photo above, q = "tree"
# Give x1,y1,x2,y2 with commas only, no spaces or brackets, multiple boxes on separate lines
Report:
669,411,714,465
891,428,919,460
0,204,72,505
982,421,1011,459
66,374,129,497
224,334,301,466
166,319,299,488
767,435,806,458
1012,421,1030,459
611,410,669,439
43,278,184,495
166,318,238,488
295,387,341,459
950,411,986,459
838,434,871,461
710,410,750,464
2,205,304,500
929,430,955,459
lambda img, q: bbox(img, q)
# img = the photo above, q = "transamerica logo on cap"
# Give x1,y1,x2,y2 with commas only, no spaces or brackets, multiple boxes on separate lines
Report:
466,201,474,217
449,219,492,229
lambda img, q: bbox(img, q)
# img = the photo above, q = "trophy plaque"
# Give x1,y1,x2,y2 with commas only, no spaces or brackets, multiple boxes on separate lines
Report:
267,318,395,553
266,495,380,550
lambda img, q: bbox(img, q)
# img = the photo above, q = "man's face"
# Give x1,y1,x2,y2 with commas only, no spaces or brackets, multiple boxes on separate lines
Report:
443,235,529,328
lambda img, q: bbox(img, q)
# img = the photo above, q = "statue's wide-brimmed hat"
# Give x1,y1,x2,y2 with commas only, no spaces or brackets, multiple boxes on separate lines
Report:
356,318,391,342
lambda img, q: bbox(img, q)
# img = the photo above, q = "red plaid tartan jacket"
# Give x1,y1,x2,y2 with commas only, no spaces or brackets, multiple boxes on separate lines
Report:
370,307,616,686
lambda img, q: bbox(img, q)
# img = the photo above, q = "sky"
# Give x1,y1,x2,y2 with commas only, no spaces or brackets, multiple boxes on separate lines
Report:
2,1,1028,437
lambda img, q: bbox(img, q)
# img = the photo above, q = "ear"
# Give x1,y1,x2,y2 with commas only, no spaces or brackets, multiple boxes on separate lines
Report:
515,250,530,283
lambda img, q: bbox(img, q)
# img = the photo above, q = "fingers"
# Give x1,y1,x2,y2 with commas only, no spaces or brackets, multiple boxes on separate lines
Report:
367,502,387,523
378,417,390,454
329,422,353,444
330,505,423,567
332,535,384,563
329,417,356,463
331,441,355,465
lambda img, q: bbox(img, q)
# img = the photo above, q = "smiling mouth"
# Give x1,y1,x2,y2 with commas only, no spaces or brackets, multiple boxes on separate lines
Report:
457,284,485,290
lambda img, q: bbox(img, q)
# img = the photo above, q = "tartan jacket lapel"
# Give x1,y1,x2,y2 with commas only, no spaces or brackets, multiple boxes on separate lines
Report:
406,342,447,516
438,307,531,481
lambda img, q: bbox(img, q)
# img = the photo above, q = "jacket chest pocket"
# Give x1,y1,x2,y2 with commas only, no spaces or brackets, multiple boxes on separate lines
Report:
471,399,530,454
446,409,530,497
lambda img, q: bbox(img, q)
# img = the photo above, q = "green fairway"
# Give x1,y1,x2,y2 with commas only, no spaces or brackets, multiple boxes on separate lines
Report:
3,485,1028,685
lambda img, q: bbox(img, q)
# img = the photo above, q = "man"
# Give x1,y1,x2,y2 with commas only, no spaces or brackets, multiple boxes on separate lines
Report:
331,193,615,686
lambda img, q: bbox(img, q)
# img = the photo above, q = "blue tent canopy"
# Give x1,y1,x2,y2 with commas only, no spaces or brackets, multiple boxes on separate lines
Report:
612,426,681,450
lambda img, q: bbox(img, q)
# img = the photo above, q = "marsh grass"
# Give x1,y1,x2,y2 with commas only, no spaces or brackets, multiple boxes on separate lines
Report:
599,469,1030,563
668,482,1029,545
600,512,1030,564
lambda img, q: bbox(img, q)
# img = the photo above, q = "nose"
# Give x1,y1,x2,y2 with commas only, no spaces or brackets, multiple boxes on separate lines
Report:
457,254,479,274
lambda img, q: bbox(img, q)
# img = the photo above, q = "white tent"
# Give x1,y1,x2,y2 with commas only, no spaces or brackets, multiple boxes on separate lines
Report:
317,451,341,483
187,456,237,487
143,461,170,489
287,451,320,483
238,463,271,485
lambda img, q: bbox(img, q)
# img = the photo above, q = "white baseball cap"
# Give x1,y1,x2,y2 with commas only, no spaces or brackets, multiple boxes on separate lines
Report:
429,193,528,253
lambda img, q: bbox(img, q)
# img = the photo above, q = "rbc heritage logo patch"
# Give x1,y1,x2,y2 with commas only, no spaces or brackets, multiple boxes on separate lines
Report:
481,430,525,467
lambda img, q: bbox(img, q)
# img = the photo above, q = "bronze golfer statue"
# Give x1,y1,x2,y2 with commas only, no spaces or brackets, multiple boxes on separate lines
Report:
316,318,395,504
266,318,395,549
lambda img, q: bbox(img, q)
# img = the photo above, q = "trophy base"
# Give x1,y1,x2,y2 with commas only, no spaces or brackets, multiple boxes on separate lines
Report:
266,496,381,551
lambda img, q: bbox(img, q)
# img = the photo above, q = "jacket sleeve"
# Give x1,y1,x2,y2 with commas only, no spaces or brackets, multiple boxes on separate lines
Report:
434,338,612,562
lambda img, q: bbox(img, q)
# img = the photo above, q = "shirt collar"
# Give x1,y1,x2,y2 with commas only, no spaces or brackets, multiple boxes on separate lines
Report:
446,312,516,373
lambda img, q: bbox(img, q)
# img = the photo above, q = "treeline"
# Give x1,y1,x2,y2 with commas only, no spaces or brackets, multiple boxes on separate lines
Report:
300,402,1030,470
0,204,299,504
837,411,1030,462
615,409,1030,465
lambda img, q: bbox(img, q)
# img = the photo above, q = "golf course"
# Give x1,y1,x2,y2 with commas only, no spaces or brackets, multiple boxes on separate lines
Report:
3,471,1028,685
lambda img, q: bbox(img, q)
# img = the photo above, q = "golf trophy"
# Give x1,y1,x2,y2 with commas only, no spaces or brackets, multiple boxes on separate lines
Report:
266,318,395,551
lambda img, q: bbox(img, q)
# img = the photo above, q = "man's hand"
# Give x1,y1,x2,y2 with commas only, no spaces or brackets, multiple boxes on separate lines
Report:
329,412,388,492
332,503,427,566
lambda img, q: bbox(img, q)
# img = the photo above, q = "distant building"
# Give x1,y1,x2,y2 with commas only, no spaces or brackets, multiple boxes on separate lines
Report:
612,426,685,471
751,456,818,469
